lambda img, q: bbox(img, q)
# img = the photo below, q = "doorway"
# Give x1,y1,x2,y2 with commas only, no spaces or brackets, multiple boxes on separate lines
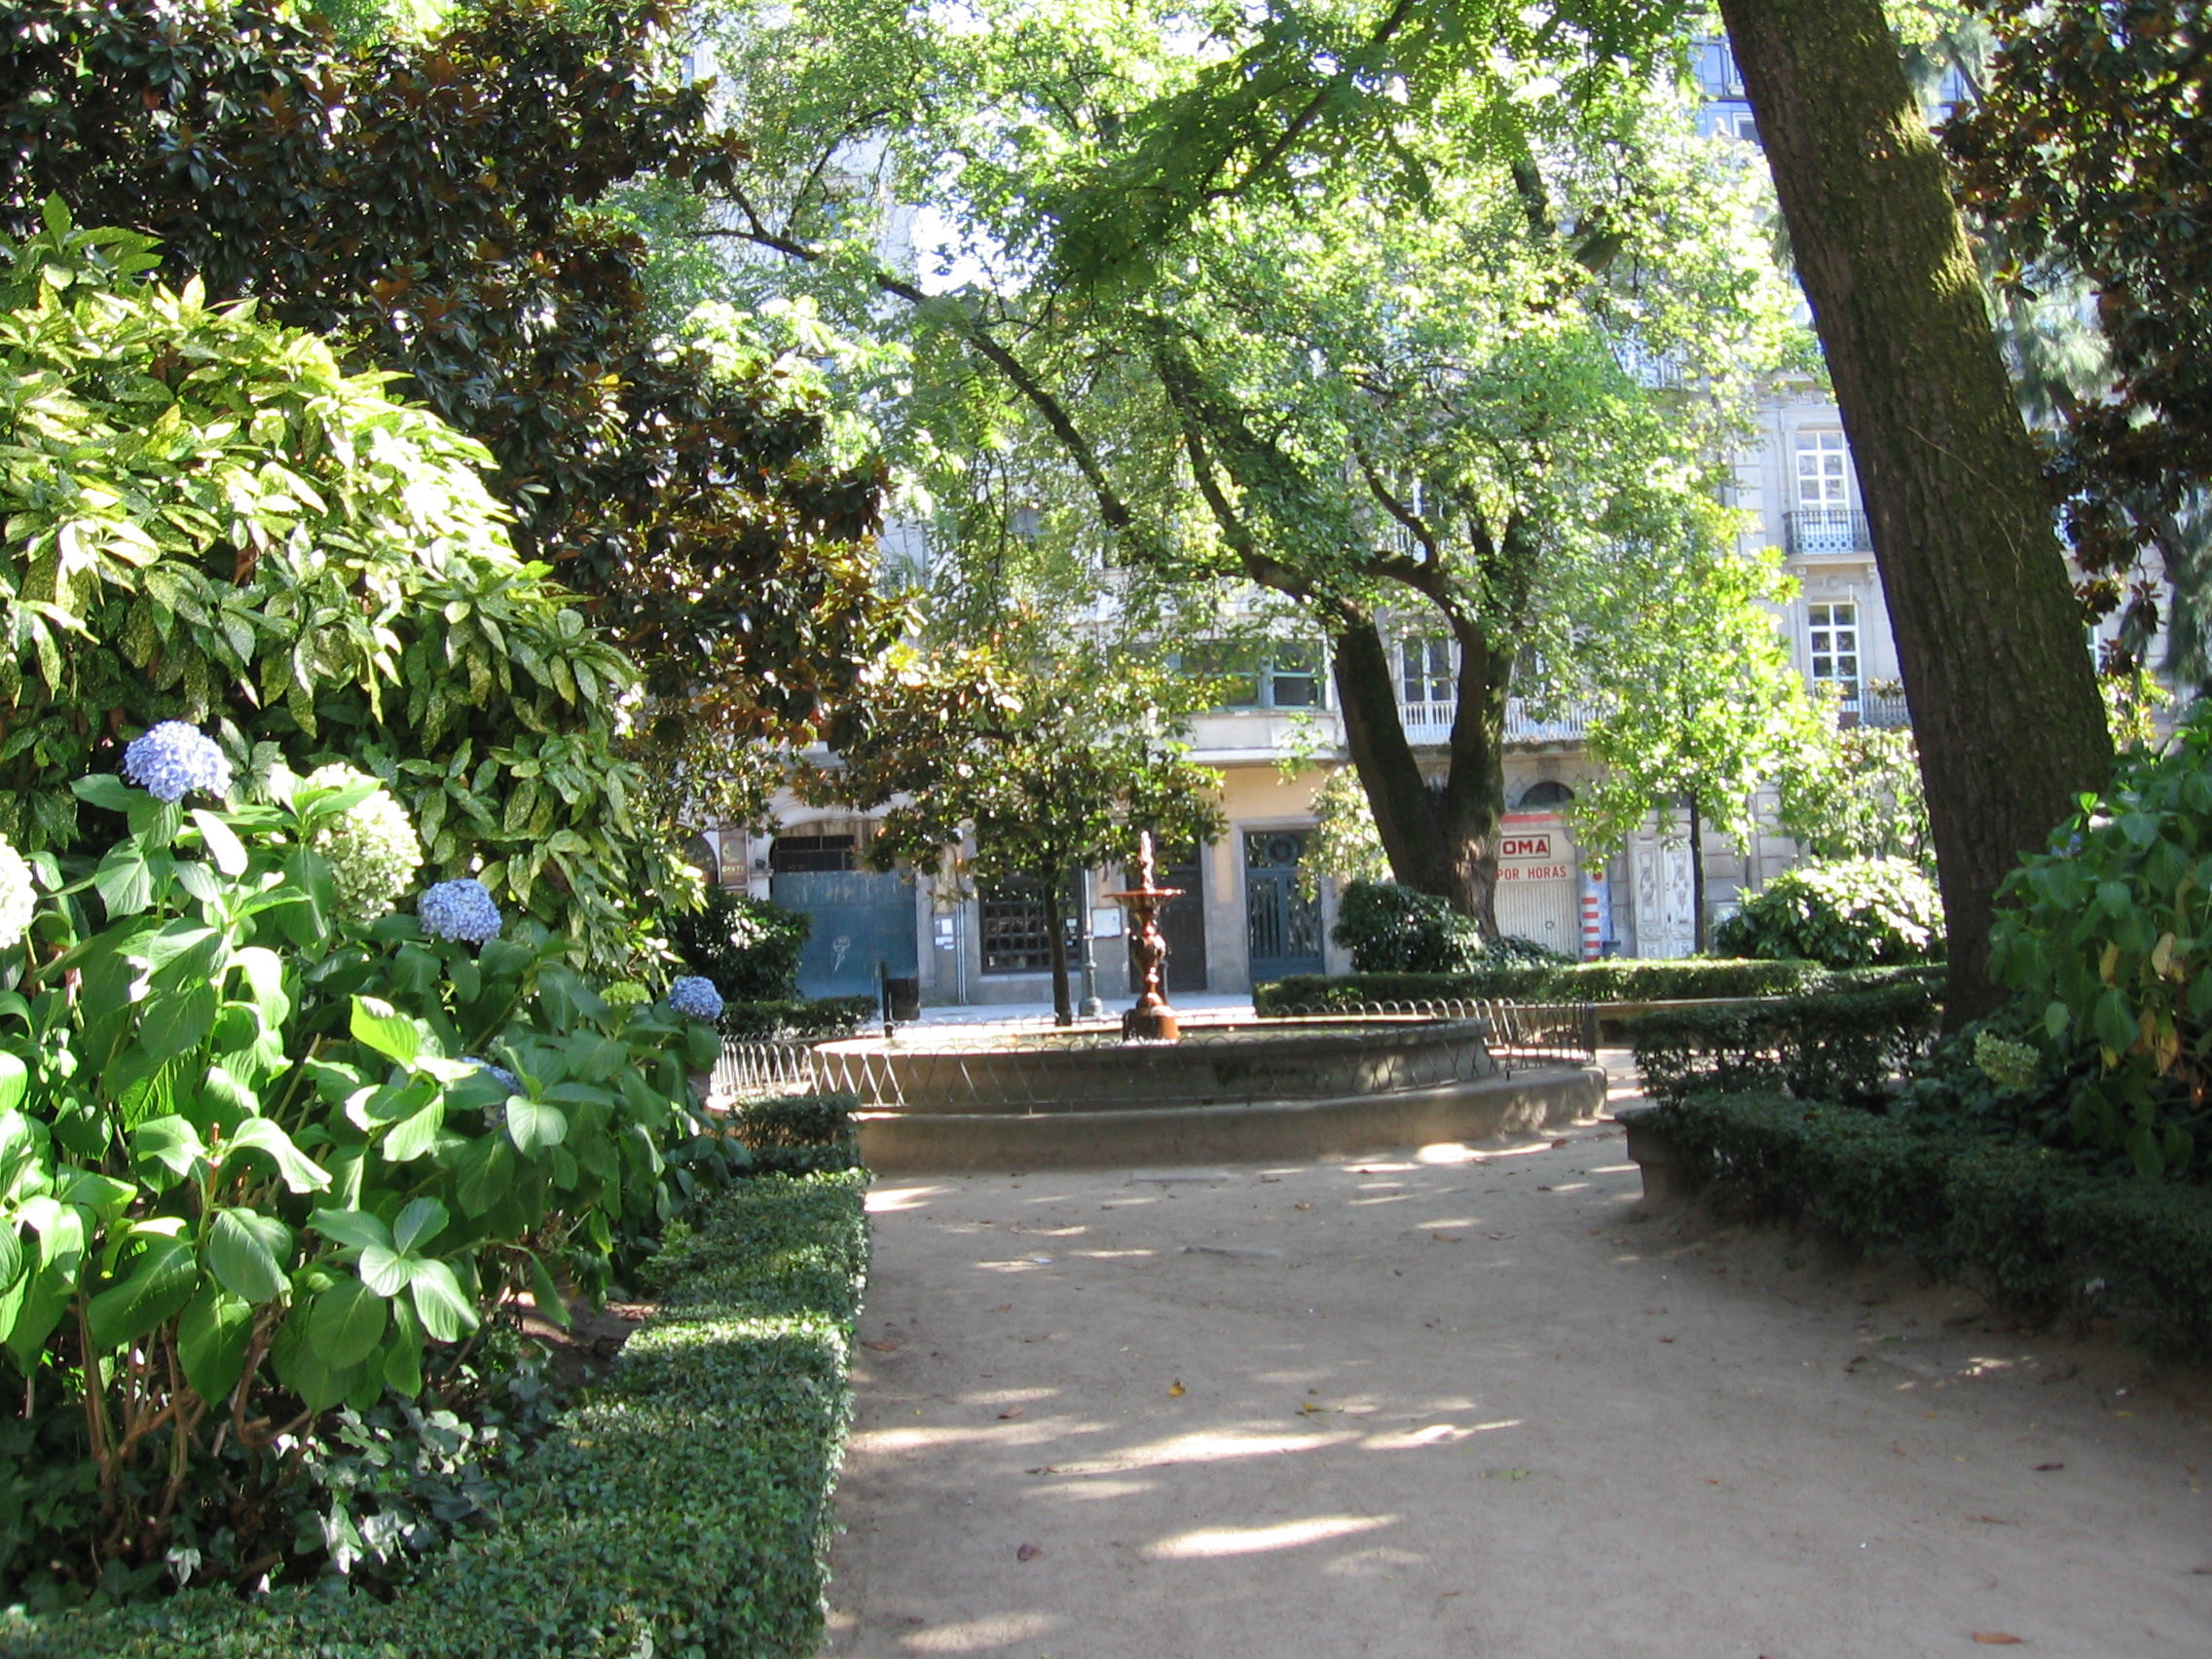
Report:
1244,830,1324,982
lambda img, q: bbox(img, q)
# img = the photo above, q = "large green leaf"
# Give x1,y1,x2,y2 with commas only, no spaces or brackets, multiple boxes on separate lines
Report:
178,1284,255,1404
390,1196,448,1255
0,1052,23,1115
407,1257,478,1343
308,1205,390,1253
131,1114,207,1189
205,1207,289,1304
220,1117,331,1194
86,1230,199,1352
358,1243,419,1298
504,1095,567,1156
382,1100,445,1162
308,1275,387,1369
350,995,422,1066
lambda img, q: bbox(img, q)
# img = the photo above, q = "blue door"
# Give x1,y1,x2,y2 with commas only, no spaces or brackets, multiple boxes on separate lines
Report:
770,869,920,999
1244,830,1324,983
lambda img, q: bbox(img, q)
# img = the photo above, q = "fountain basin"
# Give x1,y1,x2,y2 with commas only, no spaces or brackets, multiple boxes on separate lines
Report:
812,1015,1496,1115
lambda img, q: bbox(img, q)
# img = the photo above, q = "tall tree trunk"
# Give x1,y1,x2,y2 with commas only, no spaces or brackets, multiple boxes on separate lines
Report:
1042,866,1073,1026
1686,793,1708,954
1328,617,1508,934
1717,0,2113,1023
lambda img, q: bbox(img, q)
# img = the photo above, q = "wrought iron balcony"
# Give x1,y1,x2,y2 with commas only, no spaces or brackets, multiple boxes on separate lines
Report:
1784,507,1873,556
1839,685,1912,729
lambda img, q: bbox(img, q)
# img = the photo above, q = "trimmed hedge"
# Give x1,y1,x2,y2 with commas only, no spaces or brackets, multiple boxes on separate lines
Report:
1627,980,1943,1108
1,1171,870,1658
1652,1093,2212,1360
731,1091,863,1176
720,994,877,1040
1256,958,1934,1012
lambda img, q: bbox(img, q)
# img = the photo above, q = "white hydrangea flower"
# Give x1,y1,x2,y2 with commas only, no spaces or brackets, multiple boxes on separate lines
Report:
0,834,35,950
306,763,424,925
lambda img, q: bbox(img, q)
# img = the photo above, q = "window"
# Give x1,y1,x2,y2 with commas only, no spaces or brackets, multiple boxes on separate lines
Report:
1178,641,1263,708
977,873,1081,975
1265,645,1323,709
1807,602,1860,697
1794,430,1851,510
1400,636,1454,705
1696,38,1745,97
769,833,855,872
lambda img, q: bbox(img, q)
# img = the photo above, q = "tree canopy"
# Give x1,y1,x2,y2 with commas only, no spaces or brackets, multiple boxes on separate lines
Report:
0,0,901,823
695,0,1802,930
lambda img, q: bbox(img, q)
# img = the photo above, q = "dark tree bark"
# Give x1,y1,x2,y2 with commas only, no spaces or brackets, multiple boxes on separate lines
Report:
1041,866,1074,1026
1716,0,2113,1021
1330,617,1508,935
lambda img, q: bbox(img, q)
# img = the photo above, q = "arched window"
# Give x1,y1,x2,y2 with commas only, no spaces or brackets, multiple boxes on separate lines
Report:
1516,780,1575,810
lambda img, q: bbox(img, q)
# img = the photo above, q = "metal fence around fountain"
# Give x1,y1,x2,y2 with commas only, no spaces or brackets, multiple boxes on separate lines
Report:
712,998,1597,1108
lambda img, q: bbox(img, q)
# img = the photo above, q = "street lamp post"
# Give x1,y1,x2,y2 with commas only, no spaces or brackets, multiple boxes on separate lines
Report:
1076,873,1105,1019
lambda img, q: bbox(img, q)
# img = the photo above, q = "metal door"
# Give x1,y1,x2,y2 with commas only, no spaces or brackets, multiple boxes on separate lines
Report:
1244,830,1324,982
1132,844,1209,993
770,868,920,998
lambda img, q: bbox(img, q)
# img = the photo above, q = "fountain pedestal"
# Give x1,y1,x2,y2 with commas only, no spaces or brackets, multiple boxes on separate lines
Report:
1107,831,1183,1043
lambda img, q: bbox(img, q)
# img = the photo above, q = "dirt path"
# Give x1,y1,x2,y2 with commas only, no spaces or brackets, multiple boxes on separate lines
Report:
820,1064,2212,1658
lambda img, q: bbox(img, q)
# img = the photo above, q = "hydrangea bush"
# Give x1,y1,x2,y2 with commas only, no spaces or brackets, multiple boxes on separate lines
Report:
303,764,422,924
0,761,731,1603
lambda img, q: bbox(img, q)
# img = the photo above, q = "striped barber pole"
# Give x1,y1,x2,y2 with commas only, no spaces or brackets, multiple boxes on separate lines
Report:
1579,874,1604,961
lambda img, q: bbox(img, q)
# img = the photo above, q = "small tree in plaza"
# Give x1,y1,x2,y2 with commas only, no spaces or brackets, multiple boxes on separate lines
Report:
1570,547,1827,951
820,648,1224,1024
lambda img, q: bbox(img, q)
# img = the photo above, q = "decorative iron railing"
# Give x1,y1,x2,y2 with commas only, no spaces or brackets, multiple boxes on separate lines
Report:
1784,507,1873,556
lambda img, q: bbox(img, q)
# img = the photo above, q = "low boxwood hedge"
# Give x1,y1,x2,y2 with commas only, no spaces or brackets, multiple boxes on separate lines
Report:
731,1090,864,1176
1,1170,870,1658
1257,959,1936,1013
1653,1092,2212,1361
1627,980,1943,1108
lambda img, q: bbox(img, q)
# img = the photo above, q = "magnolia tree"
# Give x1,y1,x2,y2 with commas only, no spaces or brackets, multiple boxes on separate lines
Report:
0,211,684,972
818,647,1224,1024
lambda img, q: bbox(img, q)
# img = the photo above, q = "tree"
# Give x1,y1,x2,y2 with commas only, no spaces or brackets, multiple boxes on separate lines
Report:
1945,0,2212,688
1712,0,2112,1019
819,647,1224,1024
0,210,678,968
1570,547,1825,951
695,0,1799,933
0,0,899,825
1775,716,1935,870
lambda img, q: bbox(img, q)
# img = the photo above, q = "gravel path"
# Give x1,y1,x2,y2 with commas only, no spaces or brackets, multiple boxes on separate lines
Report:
820,1063,2212,1657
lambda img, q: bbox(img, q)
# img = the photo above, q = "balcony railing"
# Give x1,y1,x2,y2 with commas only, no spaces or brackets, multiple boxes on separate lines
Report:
1399,695,1593,746
1784,507,1873,556
1839,686,1911,729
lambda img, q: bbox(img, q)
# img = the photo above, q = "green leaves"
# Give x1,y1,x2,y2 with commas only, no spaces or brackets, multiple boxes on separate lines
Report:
350,995,424,1066
219,1117,330,1194
205,1208,289,1304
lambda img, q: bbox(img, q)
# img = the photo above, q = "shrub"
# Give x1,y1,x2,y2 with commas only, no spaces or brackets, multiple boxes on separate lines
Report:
1256,957,1839,1013
1627,980,1944,1108
1988,700,2212,1177
1646,1092,2212,1361
0,764,721,1603
729,1092,863,1176
720,995,878,1041
1714,858,1946,969
0,1170,870,1658
667,891,811,1002
1330,880,1483,972
0,209,683,972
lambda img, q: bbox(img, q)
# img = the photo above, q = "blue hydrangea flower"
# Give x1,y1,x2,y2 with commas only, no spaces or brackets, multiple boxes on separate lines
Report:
667,975,724,1021
462,1055,520,1093
121,721,233,804
418,877,502,944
